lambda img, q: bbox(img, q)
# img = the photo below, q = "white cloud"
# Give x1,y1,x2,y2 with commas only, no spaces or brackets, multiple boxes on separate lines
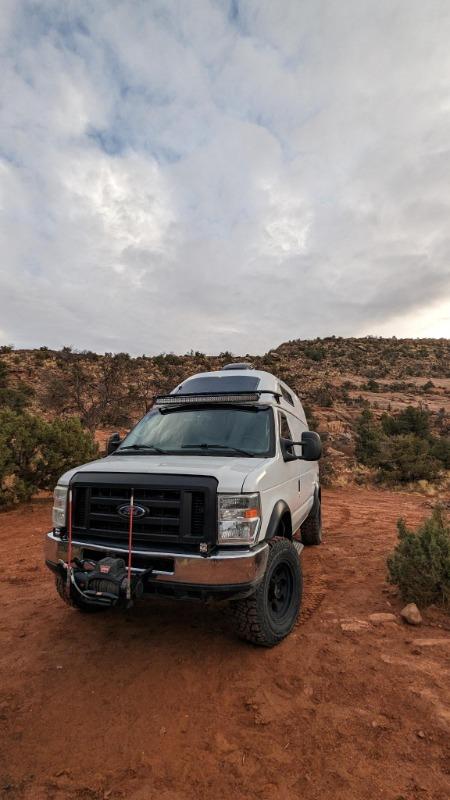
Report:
0,0,449,355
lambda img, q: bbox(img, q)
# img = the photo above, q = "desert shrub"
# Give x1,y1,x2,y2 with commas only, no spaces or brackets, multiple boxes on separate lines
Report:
311,383,334,407
0,410,98,507
355,410,446,482
355,410,384,466
381,405,431,438
34,417,98,490
0,383,34,412
304,345,325,362
430,436,450,469
376,434,441,483
363,378,380,392
387,508,450,609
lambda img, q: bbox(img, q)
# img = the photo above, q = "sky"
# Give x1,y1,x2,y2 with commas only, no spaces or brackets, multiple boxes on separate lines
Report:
1,0,450,356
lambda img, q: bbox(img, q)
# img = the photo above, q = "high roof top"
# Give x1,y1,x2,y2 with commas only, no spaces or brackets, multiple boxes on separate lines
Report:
174,368,280,394
169,368,305,423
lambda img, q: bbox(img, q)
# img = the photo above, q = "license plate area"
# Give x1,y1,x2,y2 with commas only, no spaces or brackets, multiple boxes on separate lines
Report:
81,548,175,574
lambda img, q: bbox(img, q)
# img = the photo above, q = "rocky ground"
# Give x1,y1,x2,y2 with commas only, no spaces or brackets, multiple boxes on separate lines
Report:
1,487,449,800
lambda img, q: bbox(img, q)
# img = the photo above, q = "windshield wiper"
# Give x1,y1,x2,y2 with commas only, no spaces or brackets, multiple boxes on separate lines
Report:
115,444,166,454
182,443,256,457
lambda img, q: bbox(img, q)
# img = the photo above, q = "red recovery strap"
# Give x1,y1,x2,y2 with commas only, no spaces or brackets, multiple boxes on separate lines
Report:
66,487,73,587
127,489,134,600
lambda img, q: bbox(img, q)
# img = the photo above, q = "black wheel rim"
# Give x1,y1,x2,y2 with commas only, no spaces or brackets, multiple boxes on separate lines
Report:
267,562,294,623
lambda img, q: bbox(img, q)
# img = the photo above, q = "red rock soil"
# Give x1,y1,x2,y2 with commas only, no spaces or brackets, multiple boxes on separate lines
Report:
0,488,449,800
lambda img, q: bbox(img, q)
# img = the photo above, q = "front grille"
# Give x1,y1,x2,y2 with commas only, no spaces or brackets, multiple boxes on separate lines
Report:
70,473,217,551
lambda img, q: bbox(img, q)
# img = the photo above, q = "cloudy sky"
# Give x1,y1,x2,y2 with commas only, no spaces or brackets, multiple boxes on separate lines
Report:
1,0,449,355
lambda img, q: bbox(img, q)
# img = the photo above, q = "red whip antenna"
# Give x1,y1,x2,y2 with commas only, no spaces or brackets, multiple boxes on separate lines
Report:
66,487,73,589
127,489,134,601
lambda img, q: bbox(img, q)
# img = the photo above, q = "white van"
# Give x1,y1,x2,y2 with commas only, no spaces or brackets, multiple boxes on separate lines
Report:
45,363,322,646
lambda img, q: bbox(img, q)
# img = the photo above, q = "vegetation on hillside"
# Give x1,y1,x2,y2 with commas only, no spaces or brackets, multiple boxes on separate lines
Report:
0,336,449,504
0,361,98,507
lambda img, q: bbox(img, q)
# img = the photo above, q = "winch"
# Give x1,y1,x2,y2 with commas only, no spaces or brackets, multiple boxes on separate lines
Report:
57,556,146,608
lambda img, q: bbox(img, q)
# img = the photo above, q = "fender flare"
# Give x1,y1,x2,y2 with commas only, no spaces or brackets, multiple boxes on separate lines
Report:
264,500,292,541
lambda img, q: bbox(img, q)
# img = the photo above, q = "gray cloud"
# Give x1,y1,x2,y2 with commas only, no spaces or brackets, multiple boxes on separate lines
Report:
1,0,450,355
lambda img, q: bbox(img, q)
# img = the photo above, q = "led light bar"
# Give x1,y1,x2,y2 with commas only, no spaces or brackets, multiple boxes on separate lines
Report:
155,392,261,406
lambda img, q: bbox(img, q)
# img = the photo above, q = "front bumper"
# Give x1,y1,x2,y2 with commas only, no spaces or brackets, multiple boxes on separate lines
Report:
44,532,269,589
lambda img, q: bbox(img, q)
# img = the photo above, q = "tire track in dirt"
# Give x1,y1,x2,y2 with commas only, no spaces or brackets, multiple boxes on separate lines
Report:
298,547,327,625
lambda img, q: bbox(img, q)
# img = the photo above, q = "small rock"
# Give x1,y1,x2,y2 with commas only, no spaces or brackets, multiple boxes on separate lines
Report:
400,604,422,626
341,619,370,632
159,726,166,735
416,730,425,739
369,613,397,625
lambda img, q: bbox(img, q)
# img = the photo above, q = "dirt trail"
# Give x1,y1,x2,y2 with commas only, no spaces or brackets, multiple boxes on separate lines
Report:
1,488,449,800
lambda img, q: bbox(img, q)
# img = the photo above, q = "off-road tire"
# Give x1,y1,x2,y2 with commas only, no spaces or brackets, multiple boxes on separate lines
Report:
55,575,110,613
229,537,302,647
301,493,322,546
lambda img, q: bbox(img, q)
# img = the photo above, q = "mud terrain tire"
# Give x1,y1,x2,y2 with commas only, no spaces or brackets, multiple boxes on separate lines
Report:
301,493,322,546
230,537,302,647
55,575,110,613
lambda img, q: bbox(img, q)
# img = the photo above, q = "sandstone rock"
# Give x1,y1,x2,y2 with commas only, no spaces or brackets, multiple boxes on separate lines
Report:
400,603,422,626
369,612,397,625
340,619,370,632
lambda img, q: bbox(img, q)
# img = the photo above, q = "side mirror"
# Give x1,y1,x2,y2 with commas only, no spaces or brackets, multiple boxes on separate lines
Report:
280,432,322,462
299,431,322,461
280,437,298,462
107,432,122,455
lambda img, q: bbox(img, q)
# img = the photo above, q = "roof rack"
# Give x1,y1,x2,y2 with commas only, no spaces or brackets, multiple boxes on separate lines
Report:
154,390,281,406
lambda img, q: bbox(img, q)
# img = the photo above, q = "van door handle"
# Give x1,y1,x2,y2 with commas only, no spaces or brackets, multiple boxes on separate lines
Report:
298,479,301,493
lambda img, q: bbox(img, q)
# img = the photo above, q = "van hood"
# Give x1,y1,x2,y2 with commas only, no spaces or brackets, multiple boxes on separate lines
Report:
58,454,267,494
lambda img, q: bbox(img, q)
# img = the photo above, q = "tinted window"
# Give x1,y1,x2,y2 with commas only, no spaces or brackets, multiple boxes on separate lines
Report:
176,375,260,394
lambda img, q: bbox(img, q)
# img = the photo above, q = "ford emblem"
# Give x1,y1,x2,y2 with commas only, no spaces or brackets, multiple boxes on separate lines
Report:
117,503,148,519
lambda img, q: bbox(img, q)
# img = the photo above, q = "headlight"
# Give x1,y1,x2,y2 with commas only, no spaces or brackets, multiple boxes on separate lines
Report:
218,493,261,545
52,485,68,529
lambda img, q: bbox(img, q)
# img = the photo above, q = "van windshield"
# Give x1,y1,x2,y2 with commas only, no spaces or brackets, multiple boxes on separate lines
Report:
116,406,274,457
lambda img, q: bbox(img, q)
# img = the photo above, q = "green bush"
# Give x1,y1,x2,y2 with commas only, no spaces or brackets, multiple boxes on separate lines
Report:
376,434,441,483
0,410,98,507
381,405,431,438
355,409,384,466
356,407,448,483
430,436,450,469
304,345,325,362
387,508,450,609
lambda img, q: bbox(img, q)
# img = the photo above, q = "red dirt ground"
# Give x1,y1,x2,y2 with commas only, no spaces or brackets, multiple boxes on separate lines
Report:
1,488,449,800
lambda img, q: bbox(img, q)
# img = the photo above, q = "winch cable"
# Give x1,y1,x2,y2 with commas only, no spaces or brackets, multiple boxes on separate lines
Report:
126,488,135,601
66,486,73,589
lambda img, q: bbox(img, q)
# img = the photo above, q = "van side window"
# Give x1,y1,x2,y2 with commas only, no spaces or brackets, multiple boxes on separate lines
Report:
287,413,306,457
279,412,294,440
279,384,294,406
